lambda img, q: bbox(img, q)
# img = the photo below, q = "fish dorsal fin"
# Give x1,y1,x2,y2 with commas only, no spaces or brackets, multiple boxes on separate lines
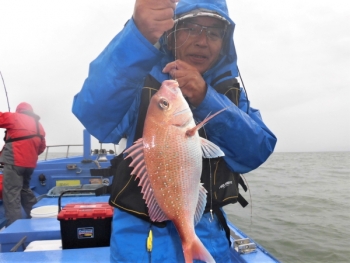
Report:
200,137,225,158
194,184,207,226
124,138,169,222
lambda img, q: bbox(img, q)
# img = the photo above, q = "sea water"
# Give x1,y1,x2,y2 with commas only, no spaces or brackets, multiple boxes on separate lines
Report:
225,152,350,263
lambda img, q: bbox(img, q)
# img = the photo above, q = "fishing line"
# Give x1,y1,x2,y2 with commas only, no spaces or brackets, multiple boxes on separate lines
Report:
237,66,250,114
0,71,11,112
174,3,178,81
167,28,189,50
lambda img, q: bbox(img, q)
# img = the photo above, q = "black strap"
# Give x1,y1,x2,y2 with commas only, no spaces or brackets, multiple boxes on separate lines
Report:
238,175,248,207
210,71,233,87
237,194,249,208
94,185,109,196
5,118,43,143
239,176,248,192
213,208,231,247
5,134,43,143
134,75,161,141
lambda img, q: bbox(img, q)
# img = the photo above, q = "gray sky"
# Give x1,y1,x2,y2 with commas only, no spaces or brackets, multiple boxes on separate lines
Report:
0,0,349,153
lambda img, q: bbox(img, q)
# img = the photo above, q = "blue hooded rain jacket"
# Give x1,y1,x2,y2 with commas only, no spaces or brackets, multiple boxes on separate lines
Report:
72,0,277,262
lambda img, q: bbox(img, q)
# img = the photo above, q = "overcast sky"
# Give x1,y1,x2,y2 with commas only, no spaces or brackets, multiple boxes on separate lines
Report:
0,0,349,153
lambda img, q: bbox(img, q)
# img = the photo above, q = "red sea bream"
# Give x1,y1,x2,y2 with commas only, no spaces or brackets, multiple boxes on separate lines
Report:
125,80,225,263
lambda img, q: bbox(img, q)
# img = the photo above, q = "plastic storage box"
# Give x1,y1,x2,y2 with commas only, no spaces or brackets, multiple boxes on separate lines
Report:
25,240,62,251
57,202,113,249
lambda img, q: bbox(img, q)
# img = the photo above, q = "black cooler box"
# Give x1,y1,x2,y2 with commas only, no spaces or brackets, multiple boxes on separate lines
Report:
57,202,113,249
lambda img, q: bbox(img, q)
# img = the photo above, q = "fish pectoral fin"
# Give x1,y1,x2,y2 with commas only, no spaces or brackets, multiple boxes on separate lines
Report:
124,138,169,223
194,184,207,226
185,107,228,137
200,138,225,158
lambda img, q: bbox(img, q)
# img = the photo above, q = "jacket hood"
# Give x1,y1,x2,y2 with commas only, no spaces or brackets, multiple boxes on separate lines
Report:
16,102,33,113
15,102,40,120
161,0,238,83
175,0,231,22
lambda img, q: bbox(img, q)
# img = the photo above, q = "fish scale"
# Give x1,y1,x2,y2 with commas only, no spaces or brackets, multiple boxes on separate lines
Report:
144,132,201,223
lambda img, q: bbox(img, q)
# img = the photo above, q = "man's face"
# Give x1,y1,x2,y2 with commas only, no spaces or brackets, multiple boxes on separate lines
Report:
169,16,226,74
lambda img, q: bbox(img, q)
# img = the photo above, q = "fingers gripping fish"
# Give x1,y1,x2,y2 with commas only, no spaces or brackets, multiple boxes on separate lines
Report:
124,80,226,263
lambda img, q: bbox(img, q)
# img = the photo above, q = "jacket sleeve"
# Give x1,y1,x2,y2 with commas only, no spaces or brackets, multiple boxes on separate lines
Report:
193,85,277,174
0,112,13,129
72,18,163,143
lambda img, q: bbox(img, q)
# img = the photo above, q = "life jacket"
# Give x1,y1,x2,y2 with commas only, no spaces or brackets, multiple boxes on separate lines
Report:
0,110,46,168
109,73,248,228
3,119,44,143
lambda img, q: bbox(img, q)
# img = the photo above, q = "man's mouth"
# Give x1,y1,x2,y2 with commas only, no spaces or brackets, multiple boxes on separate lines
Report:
189,54,207,63
191,54,206,58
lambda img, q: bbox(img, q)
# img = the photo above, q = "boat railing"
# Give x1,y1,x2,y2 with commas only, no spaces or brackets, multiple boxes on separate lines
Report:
43,144,118,161
43,144,83,161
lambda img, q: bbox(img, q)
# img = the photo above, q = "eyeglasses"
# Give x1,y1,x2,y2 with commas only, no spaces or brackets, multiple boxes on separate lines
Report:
177,21,226,41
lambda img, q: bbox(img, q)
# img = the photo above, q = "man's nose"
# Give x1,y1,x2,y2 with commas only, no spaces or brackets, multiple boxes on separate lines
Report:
195,28,209,44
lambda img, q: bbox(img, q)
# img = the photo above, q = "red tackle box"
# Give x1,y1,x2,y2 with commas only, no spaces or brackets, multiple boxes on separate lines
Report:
57,202,113,249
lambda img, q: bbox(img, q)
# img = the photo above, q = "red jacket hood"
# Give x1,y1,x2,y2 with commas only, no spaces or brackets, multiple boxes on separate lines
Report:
16,102,34,113
15,102,40,120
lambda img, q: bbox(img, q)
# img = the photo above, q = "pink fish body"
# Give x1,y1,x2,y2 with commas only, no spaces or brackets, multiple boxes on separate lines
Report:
125,80,225,263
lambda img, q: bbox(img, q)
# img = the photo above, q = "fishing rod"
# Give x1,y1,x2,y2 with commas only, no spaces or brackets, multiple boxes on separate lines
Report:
0,71,11,112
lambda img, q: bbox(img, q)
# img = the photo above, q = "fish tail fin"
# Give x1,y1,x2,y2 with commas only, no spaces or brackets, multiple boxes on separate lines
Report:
183,237,216,263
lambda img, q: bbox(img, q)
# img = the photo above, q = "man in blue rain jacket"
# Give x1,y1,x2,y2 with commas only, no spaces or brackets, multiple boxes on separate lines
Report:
73,0,277,262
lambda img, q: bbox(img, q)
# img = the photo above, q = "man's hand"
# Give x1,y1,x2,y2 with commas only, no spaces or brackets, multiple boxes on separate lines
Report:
163,60,207,107
133,0,178,45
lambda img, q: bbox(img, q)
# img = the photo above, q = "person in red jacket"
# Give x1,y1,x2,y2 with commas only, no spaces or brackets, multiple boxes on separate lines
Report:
0,102,46,226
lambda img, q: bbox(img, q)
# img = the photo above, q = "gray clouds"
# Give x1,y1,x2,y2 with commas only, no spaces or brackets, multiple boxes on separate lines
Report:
0,0,349,152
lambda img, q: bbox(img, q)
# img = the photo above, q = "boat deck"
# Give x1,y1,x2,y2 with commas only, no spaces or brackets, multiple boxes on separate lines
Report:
0,218,279,263
0,246,110,263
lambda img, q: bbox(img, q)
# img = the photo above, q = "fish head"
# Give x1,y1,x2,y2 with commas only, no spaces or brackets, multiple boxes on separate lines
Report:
146,80,193,128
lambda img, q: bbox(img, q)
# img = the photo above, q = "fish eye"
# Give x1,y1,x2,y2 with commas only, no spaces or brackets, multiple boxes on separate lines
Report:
159,98,169,109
